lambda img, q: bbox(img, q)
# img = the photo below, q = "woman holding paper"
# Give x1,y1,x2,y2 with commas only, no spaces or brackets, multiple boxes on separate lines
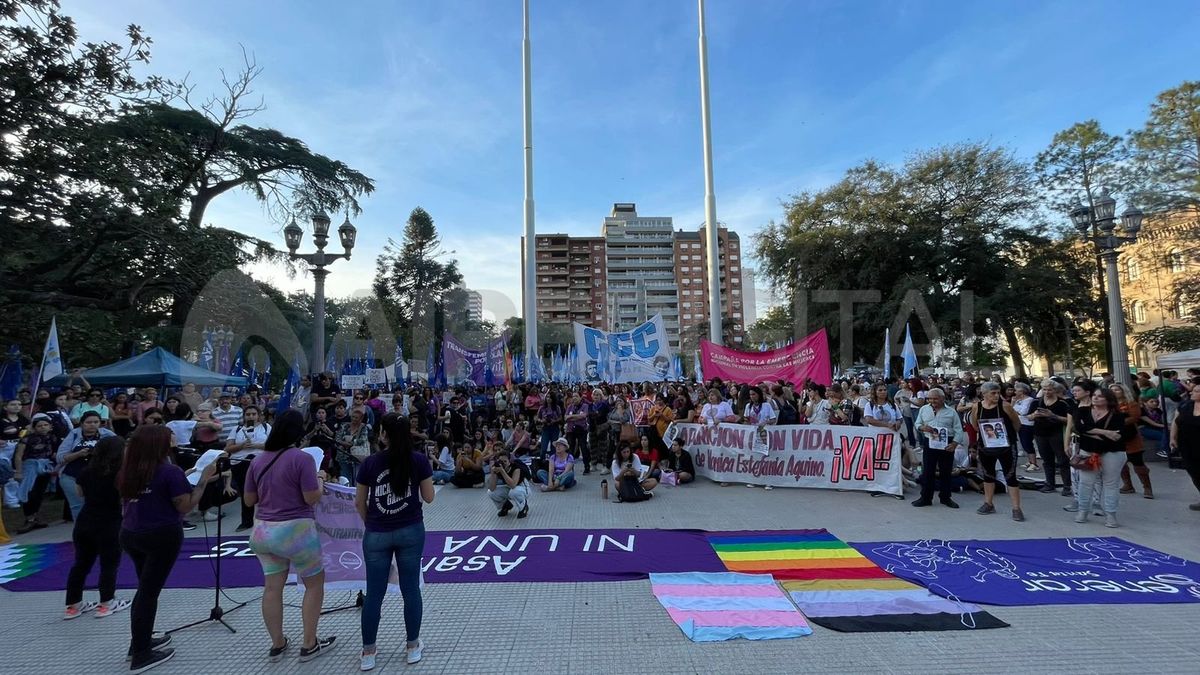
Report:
243,409,334,664
967,382,1024,521
356,414,434,670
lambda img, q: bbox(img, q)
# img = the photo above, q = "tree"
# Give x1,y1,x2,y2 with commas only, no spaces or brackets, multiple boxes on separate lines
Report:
756,142,1076,372
374,207,463,326
1034,120,1128,214
0,1,374,364
1134,326,1200,354
1128,81,1200,212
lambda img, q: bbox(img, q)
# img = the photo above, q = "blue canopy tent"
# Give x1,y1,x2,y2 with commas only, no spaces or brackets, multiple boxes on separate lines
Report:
43,347,249,389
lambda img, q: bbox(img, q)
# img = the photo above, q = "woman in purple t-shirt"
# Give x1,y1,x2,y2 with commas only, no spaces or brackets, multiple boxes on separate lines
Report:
243,409,334,664
355,413,434,670
118,425,218,672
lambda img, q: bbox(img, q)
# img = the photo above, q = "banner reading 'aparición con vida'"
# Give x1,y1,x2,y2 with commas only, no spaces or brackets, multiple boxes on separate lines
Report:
676,422,903,495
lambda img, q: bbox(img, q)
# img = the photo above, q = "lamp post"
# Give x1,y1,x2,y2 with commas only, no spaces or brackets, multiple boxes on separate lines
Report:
284,211,357,374
1069,188,1142,387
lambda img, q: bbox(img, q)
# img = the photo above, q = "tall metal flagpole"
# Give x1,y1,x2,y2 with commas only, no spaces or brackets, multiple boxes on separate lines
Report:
697,0,722,344
522,0,539,366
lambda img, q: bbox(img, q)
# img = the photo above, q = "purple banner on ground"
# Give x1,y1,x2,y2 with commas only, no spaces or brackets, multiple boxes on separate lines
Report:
851,537,1200,606
1,528,728,592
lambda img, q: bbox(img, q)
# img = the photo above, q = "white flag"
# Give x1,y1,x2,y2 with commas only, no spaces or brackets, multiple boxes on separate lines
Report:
39,317,65,382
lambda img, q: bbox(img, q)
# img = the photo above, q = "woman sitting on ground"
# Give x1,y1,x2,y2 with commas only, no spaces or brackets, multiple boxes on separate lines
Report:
451,443,485,488
612,442,658,493
661,437,695,484
537,437,577,491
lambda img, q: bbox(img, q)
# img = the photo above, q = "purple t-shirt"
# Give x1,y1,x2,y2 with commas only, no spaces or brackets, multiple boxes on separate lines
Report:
356,451,433,533
122,463,191,533
244,448,321,522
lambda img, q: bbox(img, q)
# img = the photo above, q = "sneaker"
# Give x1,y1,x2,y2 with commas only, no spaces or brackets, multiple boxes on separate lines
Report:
127,635,171,662
1188,502,1200,511
1156,450,1168,459
202,510,220,522
940,498,960,509
976,503,996,515
1063,503,1080,512
1104,512,1119,528
298,636,337,663
498,499,513,517
235,522,253,533
181,521,197,531
1092,508,1106,517
16,520,38,535
268,637,289,663
764,485,774,490
1012,508,1025,522
1119,486,1135,495
1061,487,1073,497
406,640,424,665
517,504,529,519
95,598,131,618
911,498,933,507
64,600,99,620
130,648,174,674
1074,511,1088,524
1038,485,1056,493
361,649,377,671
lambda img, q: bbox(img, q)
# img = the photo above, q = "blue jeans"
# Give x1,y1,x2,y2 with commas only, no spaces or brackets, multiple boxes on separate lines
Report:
536,469,575,489
431,469,454,484
538,427,560,455
362,522,425,646
60,472,85,520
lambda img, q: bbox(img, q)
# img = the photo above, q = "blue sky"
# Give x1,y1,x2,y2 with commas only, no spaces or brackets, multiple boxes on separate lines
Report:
73,0,1200,320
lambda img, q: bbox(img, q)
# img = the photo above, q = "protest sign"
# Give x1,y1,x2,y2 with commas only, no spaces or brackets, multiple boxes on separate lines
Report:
365,368,388,386
676,422,903,495
700,329,832,385
340,375,367,390
574,314,674,382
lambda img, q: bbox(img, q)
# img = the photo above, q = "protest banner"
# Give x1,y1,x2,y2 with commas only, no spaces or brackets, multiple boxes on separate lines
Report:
340,374,367,390
574,314,674,382
700,329,832,385
441,332,507,387
676,422,902,495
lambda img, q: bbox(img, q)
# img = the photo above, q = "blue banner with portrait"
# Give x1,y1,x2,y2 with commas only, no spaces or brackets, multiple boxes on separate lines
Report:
573,314,675,383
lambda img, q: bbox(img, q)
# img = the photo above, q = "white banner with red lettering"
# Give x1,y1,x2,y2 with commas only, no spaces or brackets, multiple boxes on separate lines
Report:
677,423,903,496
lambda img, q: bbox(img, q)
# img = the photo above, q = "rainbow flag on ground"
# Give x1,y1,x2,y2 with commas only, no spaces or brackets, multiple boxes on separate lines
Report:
706,530,1008,632
650,572,812,642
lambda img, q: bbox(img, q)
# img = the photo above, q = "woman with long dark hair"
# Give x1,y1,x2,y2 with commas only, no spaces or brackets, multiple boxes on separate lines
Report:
355,414,434,670
1070,388,1133,528
243,409,334,664
119,425,217,673
64,436,127,618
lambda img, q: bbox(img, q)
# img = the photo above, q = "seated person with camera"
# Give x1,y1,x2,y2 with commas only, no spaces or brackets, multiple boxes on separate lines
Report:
451,443,485,488
487,450,529,518
427,440,454,485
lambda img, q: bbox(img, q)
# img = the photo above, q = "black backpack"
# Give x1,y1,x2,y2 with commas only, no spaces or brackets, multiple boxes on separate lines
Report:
777,401,799,425
616,475,652,503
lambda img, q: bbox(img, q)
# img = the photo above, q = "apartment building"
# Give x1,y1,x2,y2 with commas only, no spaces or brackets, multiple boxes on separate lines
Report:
602,203,681,350
673,226,746,345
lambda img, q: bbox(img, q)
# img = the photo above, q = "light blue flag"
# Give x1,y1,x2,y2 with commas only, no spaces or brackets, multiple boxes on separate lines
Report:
694,350,703,383
394,337,405,388
901,323,918,378
883,327,891,379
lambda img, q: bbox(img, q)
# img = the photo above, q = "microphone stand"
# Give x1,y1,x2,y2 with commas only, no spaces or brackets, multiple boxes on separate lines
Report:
168,459,248,635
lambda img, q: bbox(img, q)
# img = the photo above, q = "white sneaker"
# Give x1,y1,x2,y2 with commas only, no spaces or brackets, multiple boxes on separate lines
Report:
202,510,220,522
406,640,423,665
360,650,377,671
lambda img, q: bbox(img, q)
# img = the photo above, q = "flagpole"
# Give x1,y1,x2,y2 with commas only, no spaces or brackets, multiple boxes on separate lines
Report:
521,0,539,368
698,0,722,344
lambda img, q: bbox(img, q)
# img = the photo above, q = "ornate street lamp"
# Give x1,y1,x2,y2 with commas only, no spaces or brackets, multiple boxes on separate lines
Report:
1068,188,1142,386
285,212,357,372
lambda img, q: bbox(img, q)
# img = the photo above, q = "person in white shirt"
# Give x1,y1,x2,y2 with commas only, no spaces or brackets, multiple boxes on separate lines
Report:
863,383,903,433
805,384,831,425
213,392,243,443
699,389,737,426
741,386,779,490
226,405,272,531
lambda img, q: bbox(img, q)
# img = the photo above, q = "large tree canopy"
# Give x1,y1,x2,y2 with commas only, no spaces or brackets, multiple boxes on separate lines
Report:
0,0,374,364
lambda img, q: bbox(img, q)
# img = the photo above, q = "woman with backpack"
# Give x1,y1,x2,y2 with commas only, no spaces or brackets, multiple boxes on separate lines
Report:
612,442,656,501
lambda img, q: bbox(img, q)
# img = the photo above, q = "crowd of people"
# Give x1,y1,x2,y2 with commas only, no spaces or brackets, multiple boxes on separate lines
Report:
2,364,1199,671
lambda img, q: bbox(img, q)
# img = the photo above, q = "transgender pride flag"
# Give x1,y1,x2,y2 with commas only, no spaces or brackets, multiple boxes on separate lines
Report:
649,572,811,642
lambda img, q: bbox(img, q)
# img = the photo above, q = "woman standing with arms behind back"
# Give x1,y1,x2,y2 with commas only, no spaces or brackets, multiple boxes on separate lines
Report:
243,410,334,664
119,425,218,673
356,414,434,671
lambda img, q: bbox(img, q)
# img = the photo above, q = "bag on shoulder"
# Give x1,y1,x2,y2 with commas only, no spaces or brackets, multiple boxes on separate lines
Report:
617,475,651,502
777,401,799,425
619,423,639,445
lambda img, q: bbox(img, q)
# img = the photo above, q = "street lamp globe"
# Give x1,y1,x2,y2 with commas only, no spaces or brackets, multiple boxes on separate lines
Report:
283,218,303,252
1120,205,1143,238
1093,188,1117,224
338,215,357,253
1069,201,1091,234
311,211,332,238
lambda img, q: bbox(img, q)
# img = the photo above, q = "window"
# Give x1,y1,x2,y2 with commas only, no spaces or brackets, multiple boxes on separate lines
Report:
692,243,701,249
593,280,600,287
594,268,600,273
683,313,692,320
733,312,742,318
692,255,702,261
732,289,741,296
593,256,600,263
731,266,740,273
1135,346,1150,368
1178,297,1193,319
730,254,739,261
1169,248,1185,273
1132,300,1147,324
683,302,692,308
681,266,690,272
1127,257,1141,282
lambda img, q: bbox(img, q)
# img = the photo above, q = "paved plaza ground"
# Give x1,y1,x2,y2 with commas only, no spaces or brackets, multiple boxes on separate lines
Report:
3,461,1199,674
